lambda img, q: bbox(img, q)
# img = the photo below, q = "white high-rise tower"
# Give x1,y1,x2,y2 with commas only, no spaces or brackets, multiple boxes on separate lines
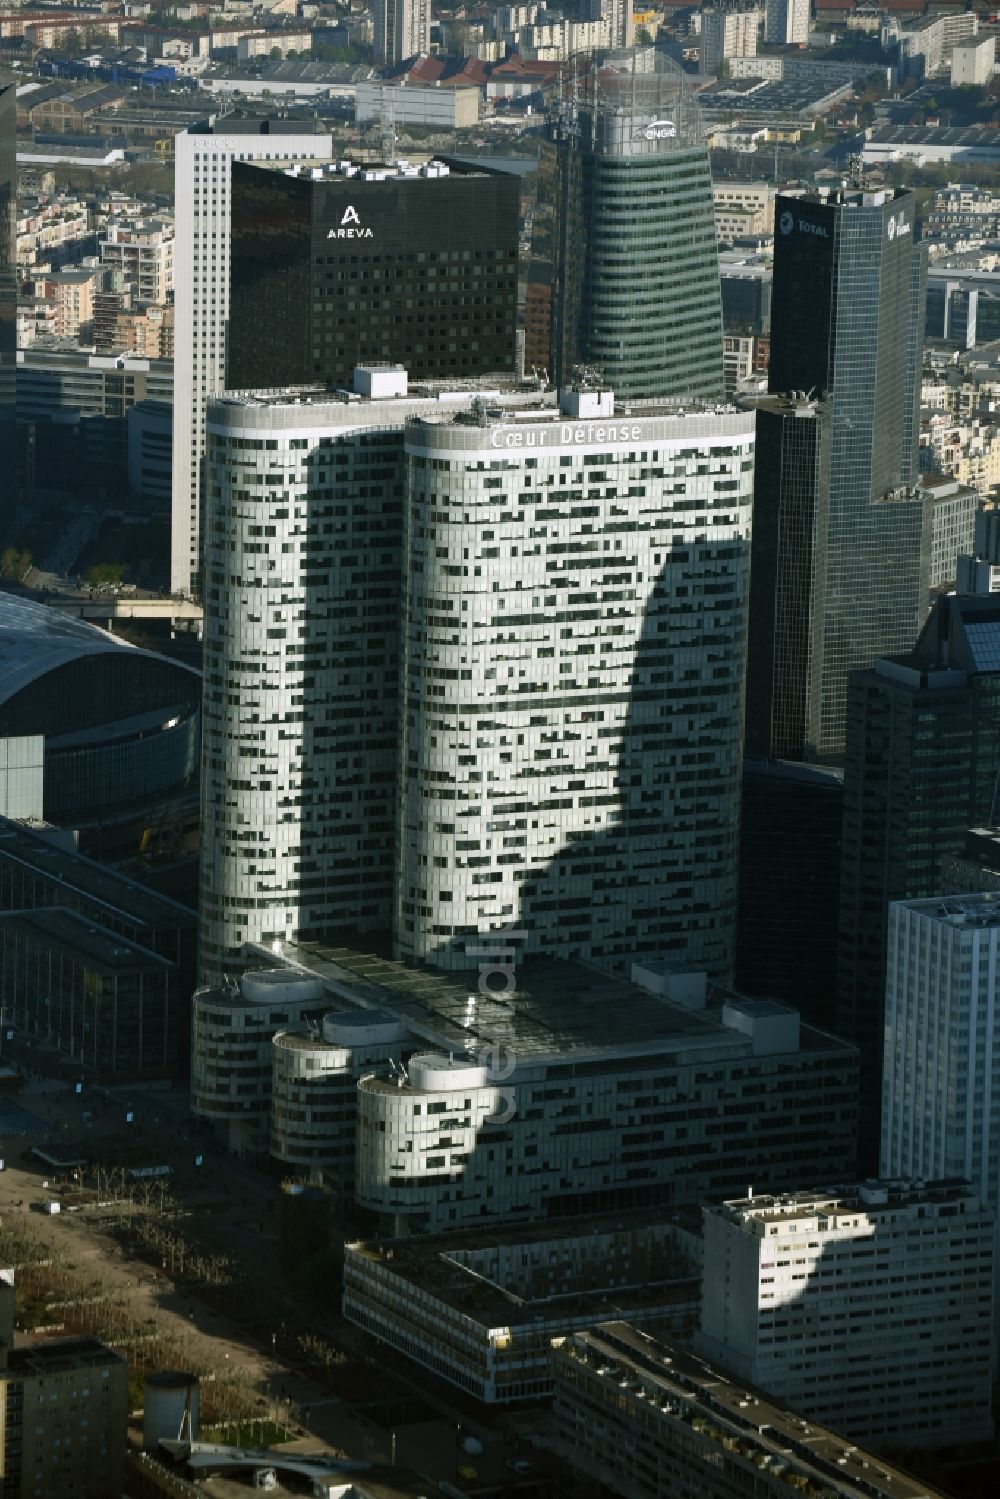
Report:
764,0,809,46
170,118,332,600
372,0,432,67
199,379,755,983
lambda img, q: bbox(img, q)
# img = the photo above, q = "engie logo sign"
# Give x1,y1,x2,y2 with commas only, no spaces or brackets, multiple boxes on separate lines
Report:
643,119,676,140
327,205,373,240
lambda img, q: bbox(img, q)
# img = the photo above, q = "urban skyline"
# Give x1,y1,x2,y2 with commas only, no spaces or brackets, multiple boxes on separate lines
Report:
2,21,1000,1499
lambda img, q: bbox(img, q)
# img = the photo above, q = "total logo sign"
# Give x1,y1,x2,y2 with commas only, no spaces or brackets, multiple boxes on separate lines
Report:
643,119,676,141
779,210,828,239
327,204,374,240
887,211,911,241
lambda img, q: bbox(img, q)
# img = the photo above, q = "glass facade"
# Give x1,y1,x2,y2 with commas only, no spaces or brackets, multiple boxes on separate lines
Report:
759,190,930,761
837,597,1000,1165
735,760,843,1033
0,908,178,1074
227,162,519,392
549,53,725,402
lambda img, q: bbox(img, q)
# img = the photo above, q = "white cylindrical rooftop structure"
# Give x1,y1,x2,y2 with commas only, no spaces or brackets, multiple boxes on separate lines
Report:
321,1010,408,1046
408,1053,489,1091
241,970,325,1005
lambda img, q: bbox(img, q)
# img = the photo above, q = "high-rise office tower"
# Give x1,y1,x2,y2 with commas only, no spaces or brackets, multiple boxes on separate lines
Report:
227,159,519,392
744,393,830,761
395,392,754,973
882,895,1000,1219
170,117,333,600
372,0,431,67
764,0,809,45
550,52,725,402
198,370,546,982
837,593,1000,1164
200,378,755,981
0,75,14,493
735,759,843,1031
697,1183,995,1449
747,189,929,762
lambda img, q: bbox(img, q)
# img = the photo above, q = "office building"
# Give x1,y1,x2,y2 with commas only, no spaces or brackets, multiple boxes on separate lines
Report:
270,1010,408,1177
550,51,725,402
925,473,979,589
191,941,859,1213
372,0,431,67
343,1215,700,1404
191,969,330,1156
764,0,809,47
227,158,519,393
719,249,771,335
199,372,550,982
395,392,753,975
0,74,14,490
226,940,858,1233
926,267,1000,349
697,1182,995,1449
882,896,1000,1223
551,1323,954,1499
749,189,929,761
171,116,333,599
744,393,830,763
837,593,1000,1163
0,815,196,984
735,759,843,1032
941,826,1000,892
0,907,180,1075
957,499,1000,593
128,399,171,505
0,1315,128,1499
700,5,764,77
16,347,171,499
200,378,754,982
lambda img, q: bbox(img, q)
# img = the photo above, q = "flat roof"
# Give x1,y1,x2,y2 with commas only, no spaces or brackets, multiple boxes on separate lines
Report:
558,1323,949,1499
893,893,1000,928
346,1207,701,1327
708,1178,984,1226
255,941,852,1067
4,1336,125,1377
0,907,174,975
0,815,196,932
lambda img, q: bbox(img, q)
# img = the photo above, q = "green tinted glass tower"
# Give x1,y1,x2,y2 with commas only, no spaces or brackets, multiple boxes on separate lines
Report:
551,51,724,401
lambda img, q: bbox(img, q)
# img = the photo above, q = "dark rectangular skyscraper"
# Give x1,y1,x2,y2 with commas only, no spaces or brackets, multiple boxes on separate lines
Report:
0,75,15,491
838,593,1000,1165
227,158,519,391
745,188,929,762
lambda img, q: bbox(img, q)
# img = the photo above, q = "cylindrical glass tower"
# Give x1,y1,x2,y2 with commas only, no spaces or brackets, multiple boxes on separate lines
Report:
550,49,725,402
